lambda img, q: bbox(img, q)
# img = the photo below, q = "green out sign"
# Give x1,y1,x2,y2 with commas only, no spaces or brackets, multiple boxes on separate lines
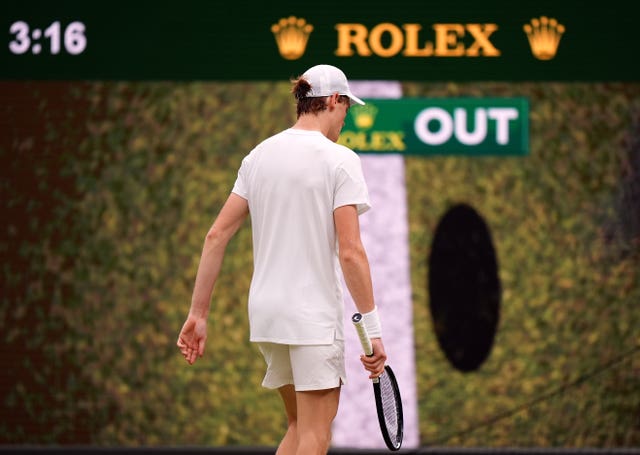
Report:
338,98,529,156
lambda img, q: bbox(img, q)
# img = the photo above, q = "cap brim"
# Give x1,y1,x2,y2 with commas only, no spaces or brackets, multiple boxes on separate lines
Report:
347,93,365,106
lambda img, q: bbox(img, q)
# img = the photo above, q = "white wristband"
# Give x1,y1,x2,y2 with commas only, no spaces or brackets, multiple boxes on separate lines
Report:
361,306,382,339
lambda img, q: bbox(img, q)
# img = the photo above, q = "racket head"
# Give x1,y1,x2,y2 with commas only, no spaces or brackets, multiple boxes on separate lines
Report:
373,365,404,451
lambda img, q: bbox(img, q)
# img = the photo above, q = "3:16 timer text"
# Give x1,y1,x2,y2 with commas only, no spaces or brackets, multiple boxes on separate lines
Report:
9,21,87,55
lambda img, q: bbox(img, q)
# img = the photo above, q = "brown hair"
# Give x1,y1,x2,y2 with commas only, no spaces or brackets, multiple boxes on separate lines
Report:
291,77,327,118
291,77,350,118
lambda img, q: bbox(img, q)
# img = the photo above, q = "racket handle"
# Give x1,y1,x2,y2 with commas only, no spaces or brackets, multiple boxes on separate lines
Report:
352,313,374,356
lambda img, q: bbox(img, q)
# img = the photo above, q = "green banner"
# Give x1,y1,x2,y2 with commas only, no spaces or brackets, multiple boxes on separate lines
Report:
1,0,637,81
338,98,529,156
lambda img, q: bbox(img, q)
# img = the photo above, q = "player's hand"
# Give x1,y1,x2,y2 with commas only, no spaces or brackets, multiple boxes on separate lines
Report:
360,338,387,379
177,315,207,365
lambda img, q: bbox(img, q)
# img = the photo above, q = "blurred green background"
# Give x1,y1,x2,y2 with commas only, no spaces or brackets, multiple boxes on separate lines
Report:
1,81,638,446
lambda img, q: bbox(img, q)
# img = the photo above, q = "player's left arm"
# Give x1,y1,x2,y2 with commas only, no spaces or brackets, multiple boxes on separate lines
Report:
177,193,249,364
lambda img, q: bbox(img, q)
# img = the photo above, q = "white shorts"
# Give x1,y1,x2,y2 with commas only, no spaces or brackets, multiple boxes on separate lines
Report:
257,339,346,392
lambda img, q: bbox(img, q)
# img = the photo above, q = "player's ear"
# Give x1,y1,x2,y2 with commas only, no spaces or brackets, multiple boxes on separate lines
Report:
328,93,340,109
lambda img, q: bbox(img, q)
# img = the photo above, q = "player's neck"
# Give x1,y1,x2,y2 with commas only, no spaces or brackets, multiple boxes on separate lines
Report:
291,114,330,138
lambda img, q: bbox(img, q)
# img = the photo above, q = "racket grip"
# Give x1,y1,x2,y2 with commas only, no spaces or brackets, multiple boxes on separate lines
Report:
352,313,374,356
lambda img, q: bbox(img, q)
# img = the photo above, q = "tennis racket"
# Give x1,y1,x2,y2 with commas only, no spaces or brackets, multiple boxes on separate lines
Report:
352,312,404,451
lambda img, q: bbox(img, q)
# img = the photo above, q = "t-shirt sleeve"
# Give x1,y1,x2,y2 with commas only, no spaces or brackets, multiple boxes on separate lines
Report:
333,152,371,215
231,154,251,200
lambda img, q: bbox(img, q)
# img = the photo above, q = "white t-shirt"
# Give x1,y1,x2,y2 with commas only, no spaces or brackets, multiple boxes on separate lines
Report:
232,128,371,345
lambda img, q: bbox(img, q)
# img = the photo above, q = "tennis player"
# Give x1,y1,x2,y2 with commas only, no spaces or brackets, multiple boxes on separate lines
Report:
177,64,387,454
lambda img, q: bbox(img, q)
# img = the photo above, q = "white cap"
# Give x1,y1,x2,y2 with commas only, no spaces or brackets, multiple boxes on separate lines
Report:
302,64,365,106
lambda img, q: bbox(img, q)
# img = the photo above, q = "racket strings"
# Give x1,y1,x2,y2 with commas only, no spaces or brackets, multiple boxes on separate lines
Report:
379,372,401,444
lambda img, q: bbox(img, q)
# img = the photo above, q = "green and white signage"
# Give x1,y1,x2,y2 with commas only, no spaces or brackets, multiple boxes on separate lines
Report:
339,98,529,156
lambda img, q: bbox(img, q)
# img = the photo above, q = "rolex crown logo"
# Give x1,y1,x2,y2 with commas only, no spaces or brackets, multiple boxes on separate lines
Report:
523,16,565,61
351,104,378,130
271,16,314,60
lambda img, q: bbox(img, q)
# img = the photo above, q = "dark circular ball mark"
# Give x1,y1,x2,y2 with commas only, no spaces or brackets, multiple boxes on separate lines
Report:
428,203,501,372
